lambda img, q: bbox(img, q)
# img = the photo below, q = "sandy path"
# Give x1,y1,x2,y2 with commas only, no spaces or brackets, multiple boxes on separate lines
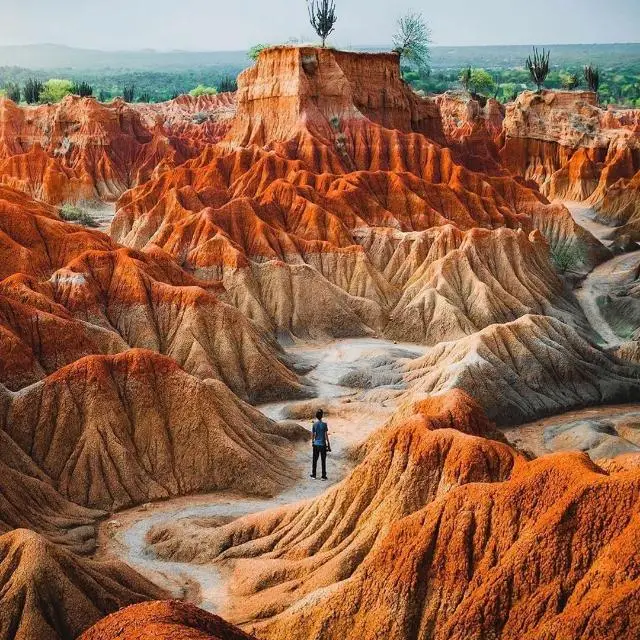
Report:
564,201,640,346
562,201,617,246
503,403,640,458
97,338,426,611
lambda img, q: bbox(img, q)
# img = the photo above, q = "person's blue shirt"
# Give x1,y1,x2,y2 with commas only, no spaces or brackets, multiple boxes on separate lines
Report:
312,419,328,447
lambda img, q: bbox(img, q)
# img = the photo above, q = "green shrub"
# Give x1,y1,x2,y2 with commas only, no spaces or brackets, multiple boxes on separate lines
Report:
71,81,93,97
551,244,584,274
39,79,74,103
189,84,217,97
248,44,269,61
59,204,98,228
217,76,238,93
468,68,495,96
123,85,135,102
3,82,20,102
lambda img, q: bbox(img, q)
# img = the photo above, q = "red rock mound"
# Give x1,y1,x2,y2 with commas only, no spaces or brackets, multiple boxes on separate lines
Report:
0,350,296,510
501,90,640,242
0,186,303,400
133,93,237,146
0,529,164,640
0,429,101,554
402,314,640,425
80,601,256,640
145,391,640,640
257,453,639,640
0,185,115,280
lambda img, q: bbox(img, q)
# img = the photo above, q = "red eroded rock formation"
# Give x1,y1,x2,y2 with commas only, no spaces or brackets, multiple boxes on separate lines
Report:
0,529,165,640
0,350,297,510
111,47,598,342
144,391,640,640
501,90,640,240
0,428,101,553
145,392,522,618
133,93,237,146
0,95,216,204
80,601,257,640
0,185,115,279
0,185,303,400
436,92,506,174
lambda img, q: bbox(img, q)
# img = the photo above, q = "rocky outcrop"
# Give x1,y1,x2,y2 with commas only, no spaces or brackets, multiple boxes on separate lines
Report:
0,529,164,640
0,350,296,510
0,95,219,205
0,429,101,554
111,48,596,342
402,314,640,425
248,453,640,640
133,93,237,145
501,90,640,240
227,46,444,148
0,186,303,400
80,601,256,640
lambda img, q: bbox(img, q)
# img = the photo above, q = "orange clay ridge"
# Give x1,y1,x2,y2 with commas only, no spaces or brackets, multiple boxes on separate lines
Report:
0,46,638,640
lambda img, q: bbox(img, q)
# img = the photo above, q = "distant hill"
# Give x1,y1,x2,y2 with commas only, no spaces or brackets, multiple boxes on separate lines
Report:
0,44,252,70
0,42,638,72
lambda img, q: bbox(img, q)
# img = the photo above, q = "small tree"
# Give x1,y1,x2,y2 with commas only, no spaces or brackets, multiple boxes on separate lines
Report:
39,79,74,103
459,67,472,91
308,0,337,48
469,69,495,96
3,82,20,103
560,72,580,90
23,78,43,104
248,44,269,61
71,81,93,97
584,65,600,94
98,89,110,102
123,85,135,102
218,76,238,93
551,243,584,275
189,84,218,97
138,92,152,103
393,11,431,74
526,47,550,92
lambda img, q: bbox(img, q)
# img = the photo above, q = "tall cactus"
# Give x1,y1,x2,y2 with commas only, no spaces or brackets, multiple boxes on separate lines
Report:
526,47,551,93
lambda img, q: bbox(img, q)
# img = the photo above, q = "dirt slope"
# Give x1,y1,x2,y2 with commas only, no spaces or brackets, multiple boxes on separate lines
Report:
0,529,165,640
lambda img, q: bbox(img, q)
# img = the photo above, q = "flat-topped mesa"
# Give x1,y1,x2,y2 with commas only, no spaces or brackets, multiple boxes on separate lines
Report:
226,46,445,147
503,89,639,149
501,89,640,202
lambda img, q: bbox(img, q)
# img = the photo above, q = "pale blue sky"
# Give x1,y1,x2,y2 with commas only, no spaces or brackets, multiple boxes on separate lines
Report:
1,0,639,50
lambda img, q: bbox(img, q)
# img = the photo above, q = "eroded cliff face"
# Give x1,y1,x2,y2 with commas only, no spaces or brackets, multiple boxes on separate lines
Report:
227,46,444,148
0,95,220,204
1,46,640,640
501,90,640,239
145,392,640,640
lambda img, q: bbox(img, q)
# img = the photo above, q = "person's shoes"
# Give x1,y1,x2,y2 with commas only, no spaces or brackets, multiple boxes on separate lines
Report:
321,476,328,480
310,474,316,479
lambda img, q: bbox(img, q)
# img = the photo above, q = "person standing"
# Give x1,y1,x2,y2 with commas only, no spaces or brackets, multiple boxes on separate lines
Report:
310,409,331,480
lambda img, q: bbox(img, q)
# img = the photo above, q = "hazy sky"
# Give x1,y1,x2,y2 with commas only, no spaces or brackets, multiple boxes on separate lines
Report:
2,0,639,50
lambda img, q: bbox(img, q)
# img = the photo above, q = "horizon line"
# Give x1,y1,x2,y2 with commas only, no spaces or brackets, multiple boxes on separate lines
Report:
1,41,639,54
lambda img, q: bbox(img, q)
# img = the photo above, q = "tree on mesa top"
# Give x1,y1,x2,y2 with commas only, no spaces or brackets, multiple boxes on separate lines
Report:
308,0,337,47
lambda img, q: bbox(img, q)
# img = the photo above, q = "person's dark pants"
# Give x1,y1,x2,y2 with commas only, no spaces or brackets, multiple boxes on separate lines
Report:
312,445,327,478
